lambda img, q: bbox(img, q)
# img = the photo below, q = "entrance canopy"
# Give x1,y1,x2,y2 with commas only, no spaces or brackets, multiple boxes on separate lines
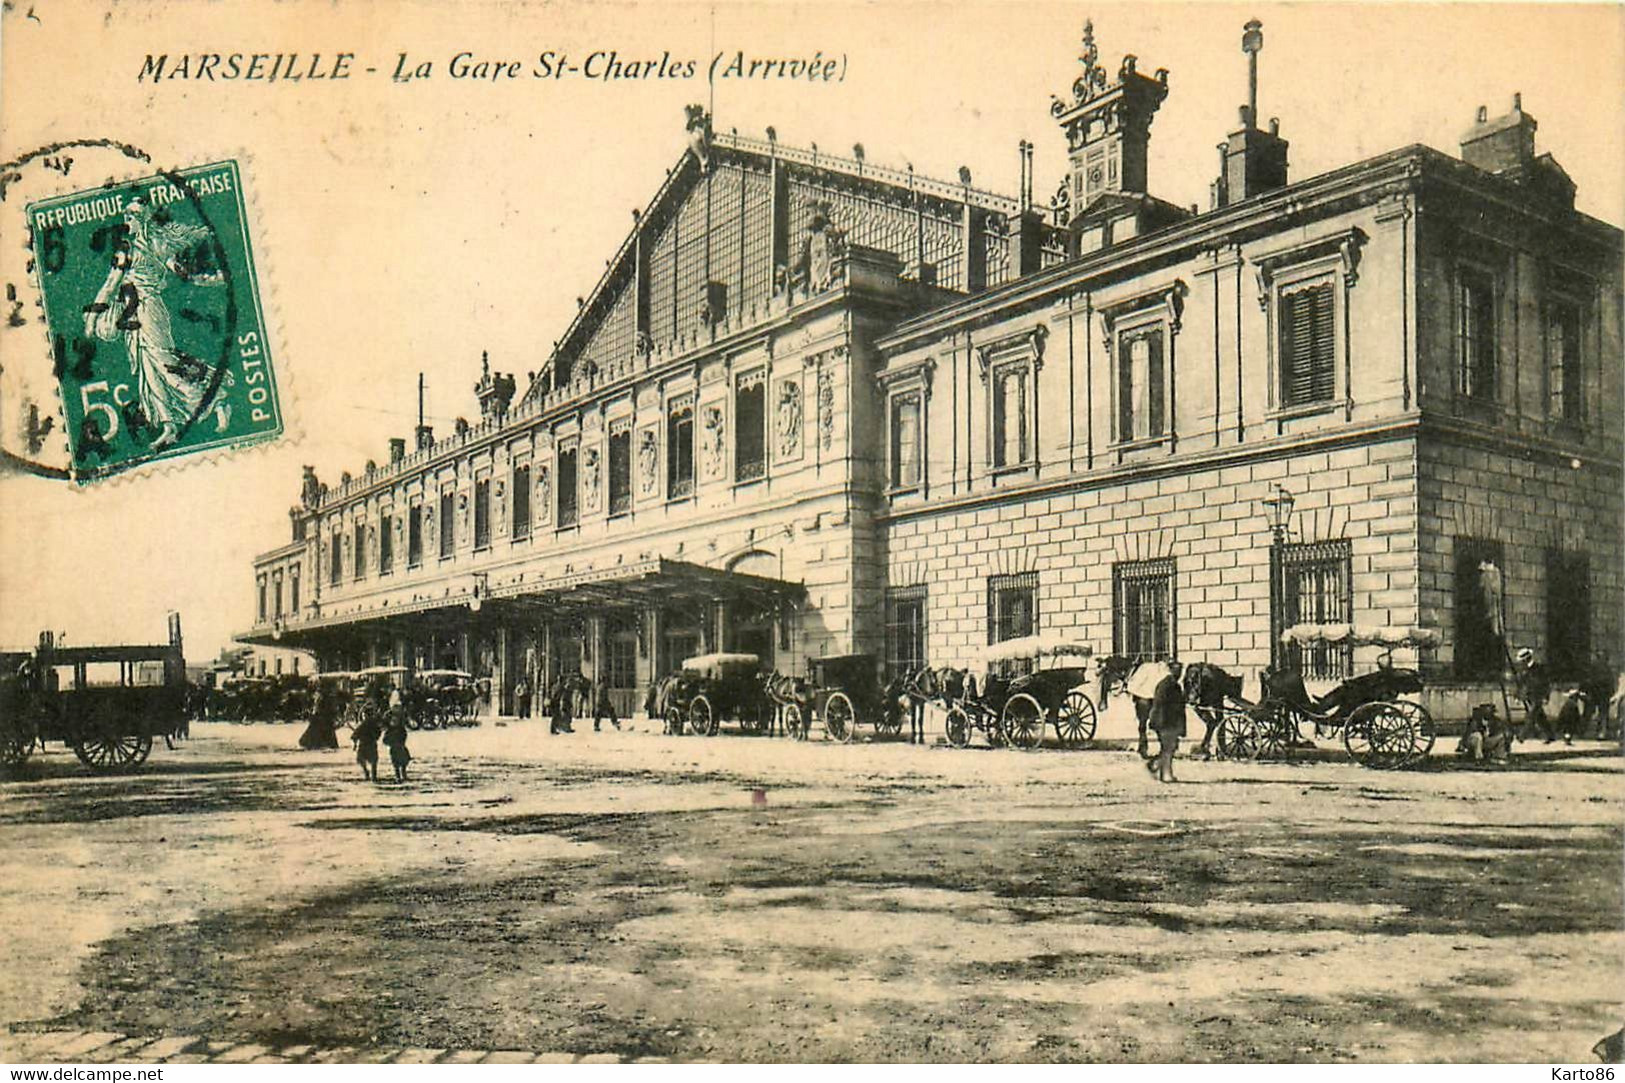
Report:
237,557,805,650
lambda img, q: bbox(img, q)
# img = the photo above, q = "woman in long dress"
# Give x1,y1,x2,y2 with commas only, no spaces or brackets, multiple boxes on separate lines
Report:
83,197,233,450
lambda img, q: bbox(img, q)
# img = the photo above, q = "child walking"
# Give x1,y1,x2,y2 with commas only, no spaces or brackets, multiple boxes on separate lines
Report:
382,709,412,782
352,712,381,782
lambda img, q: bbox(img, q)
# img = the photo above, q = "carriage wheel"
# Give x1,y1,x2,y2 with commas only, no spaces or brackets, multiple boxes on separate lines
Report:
1391,700,1435,765
664,706,686,736
1345,702,1414,770
72,702,153,773
1001,693,1044,750
875,707,904,738
0,717,33,767
823,692,856,743
1054,691,1098,747
689,695,718,737
1255,702,1298,760
1215,707,1262,761
944,705,972,749
781,703,807,741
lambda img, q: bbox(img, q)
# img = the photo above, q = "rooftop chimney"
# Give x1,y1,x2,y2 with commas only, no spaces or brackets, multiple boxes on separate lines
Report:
1459,94,1575,209
414,424,434,450
389,437,406,463
1461,94,1537,176
1212,19,1289,208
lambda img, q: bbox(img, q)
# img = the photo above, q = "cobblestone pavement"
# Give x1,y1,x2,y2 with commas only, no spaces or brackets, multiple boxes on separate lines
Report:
1,716,1620,1063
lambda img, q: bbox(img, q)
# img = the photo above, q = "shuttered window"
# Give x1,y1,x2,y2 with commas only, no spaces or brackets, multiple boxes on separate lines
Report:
1279,281,1336,407
557,445,579,527
473,478,491,549
511,465,531,540
608,428,632,516
439,491,455,557
891,393,921,488
379,514,393,574
992,365,1029,467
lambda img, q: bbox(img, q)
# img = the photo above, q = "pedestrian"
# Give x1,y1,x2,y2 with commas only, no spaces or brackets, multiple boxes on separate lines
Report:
1513,647,1551,742
382,711,412,782
592,678,621,732
298,686,340,750
515,676,531,720
549,675,575,734
352,711,381,782
1553,688,1587,746
1146,659,1186,783
1456,703,1510,764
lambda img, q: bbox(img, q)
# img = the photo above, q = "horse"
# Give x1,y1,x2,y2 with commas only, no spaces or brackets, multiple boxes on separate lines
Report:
1095,657,1173,758
1094,654,1140,710
1181,662,1251,759
884,666,933,744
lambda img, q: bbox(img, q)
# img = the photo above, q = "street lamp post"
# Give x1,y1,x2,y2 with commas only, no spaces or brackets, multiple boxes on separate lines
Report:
1261,485,1296,669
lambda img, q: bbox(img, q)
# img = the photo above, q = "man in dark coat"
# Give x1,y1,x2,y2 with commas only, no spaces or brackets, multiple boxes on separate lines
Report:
1514,647,1551,742
1147,660,1187,783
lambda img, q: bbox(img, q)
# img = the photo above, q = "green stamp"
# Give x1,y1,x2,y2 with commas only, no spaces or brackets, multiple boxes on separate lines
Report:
27,160,281,482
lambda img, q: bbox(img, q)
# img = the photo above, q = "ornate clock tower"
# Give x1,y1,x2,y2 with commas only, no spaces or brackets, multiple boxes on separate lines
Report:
1049,21,1169,216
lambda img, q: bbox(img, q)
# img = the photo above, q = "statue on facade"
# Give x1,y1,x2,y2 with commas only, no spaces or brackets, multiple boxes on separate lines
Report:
300,465,321,508
685,104,713,172
776,379,803,461
795,203,846,294
638,429,659,494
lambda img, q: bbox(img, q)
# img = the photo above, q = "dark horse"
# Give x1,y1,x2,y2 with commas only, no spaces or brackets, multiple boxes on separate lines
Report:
1182,662,1251,759
884,666,933,744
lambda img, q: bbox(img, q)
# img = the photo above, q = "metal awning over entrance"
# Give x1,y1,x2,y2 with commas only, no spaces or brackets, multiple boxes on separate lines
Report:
237,557,804,649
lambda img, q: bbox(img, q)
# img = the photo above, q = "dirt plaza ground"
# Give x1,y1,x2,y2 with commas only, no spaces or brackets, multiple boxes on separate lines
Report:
0,711,1620,1064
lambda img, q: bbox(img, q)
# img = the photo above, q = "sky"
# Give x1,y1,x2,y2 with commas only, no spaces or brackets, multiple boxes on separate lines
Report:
1,0,1621,662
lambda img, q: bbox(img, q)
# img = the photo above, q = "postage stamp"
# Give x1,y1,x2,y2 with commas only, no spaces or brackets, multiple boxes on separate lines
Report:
26,160,281,483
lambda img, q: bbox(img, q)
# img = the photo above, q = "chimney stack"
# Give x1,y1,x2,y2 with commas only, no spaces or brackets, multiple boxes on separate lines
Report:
1212,19,1289,208
1050,21,1169,213
1459,94,1574,209
389,437,406,463
414,424,434,450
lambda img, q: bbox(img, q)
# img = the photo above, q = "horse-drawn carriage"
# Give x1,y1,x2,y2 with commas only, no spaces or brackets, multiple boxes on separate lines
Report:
410,670,479,728
937,635,1100,750
790,653,910,743
1232,623,1440,769
661,653,774,737
0,618,187,773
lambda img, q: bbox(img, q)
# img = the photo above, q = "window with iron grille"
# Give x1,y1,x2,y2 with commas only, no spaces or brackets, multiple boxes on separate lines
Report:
735,373,766,482
1453,536,1505,679
890,393,921,489
379,514,393,574
407,505,423,568
1456,268,1497,402
1279,279,1336,408
1546,550,1590,679
1277,540,1352,679
473,478,491,550
511,465,531,541
987,572,1038,644
885,586,928,682
556,444,579,527
1113,559,1175,660
608,427,632,516
668,398,694,499
1545,300,1584,423
330,532,342,585
439,490,455,557
1116,324,1167,440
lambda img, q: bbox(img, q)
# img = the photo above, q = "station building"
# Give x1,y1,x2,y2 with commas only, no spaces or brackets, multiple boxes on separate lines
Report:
240,20,1622,720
